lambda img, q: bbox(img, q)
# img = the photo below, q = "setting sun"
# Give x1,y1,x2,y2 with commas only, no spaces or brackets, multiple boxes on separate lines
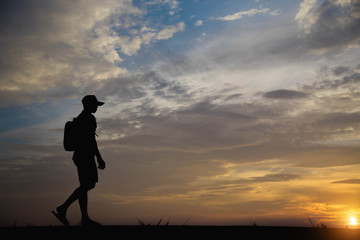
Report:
349,217,358,226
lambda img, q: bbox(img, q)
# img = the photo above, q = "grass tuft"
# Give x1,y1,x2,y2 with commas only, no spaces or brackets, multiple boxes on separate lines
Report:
136,217,189,226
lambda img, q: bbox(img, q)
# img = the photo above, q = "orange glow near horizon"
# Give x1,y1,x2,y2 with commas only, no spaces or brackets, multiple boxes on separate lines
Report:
349,217,358,226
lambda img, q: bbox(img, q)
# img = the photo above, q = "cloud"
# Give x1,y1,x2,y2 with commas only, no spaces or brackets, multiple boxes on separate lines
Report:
94,75,360,168
216,8,280,21
146,0,179,9
252,173,301,182
0,0,139,105
316,112,360,127
0,0,185,107
332,179,360,184
211,173,302,187
263,89,309,99
223,94,242,101
97,100,261,153
302,65,360,91
195,20,203,26
295,0,320,34
332,66,351,76
295,0,360,53
161,17,304,79
269,8,281,16
145,0,180,16
156,22,185,40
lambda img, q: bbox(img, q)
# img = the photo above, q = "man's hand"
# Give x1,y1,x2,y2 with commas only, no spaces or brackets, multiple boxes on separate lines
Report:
98,158,106,170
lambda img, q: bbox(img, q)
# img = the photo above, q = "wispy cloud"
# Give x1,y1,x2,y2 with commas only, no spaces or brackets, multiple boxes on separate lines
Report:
263,89,309,99
216,8,280,21
156,22,185,40
145,0,179,9
332,179,360,184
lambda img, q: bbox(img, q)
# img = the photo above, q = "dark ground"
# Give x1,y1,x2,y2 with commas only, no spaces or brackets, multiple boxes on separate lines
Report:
2,225,360,240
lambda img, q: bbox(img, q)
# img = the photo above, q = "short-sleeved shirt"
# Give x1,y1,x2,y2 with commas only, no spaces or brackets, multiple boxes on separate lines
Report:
72,110,98,185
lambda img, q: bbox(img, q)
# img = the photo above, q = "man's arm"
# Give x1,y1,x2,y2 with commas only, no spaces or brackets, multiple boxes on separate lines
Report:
95,141,105,170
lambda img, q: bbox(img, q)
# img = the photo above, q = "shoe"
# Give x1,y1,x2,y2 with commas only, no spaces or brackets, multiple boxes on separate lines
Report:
81,219,101,227
52,208,69,226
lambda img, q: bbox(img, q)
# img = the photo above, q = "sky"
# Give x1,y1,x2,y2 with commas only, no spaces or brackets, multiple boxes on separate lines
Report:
0,0,360,227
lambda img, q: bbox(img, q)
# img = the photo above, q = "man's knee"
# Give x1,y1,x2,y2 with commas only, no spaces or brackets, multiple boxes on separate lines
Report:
87,182,96,190
81,182,96,191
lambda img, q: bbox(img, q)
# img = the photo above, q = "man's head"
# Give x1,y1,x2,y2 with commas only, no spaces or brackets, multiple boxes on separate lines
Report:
82,95,104,113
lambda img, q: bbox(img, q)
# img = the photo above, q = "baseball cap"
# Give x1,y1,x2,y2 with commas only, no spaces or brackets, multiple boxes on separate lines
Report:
82,95,105,107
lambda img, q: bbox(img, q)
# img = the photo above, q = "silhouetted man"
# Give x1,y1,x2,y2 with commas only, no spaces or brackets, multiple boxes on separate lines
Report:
53,95,106,226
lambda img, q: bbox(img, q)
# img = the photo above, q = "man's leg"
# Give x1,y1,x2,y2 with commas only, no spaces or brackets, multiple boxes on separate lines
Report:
53,186,83,225
55,184,94,221
79,183,101,226
78,184,94,221
57,186,83,216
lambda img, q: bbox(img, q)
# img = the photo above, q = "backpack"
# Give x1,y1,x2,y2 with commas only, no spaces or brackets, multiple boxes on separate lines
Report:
63,118,80,151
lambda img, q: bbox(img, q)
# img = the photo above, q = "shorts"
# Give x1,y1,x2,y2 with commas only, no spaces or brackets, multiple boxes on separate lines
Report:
74,152,98,187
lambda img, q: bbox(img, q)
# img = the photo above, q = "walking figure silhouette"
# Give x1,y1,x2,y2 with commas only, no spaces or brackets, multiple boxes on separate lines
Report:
52,95,106,227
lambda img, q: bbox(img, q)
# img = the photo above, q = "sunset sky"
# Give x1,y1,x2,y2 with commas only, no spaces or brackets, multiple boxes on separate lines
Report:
0,0,360,227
